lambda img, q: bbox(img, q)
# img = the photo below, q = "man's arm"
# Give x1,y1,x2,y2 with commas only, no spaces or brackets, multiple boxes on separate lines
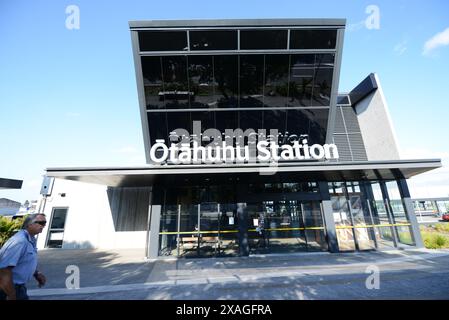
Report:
34,270,46,287
0,267,16,300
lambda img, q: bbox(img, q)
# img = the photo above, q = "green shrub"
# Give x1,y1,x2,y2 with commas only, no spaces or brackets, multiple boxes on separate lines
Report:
434,223,449,233
421,231,449,249
0,216,24,248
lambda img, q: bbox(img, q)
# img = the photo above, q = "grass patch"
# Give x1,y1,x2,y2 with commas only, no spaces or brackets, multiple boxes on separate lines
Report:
420,223,449,249
434,223,449,233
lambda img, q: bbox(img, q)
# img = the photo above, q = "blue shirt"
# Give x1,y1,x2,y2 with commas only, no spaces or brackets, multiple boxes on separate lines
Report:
0,230,38,285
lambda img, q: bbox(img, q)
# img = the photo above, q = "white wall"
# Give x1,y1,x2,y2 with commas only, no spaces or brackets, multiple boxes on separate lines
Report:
354,73,401,160
37,179,147,250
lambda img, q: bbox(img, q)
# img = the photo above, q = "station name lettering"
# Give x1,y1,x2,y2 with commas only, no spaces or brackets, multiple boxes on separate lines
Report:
150,139,339,164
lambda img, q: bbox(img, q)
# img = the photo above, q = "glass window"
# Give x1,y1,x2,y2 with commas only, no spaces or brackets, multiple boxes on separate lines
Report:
264,54,289,108
248,182,319,194
240,30,288,49
190,30,237,50
286,109,328,145
331,195,356,251
158,200,178,256
190,111,216,135
239,110,263,133
313,54,334,106
50,208,67,229
239,55,264,108
263,110,286,135
147,112,168,144
385,180,408,223
166,112,192,142
214,55,239,108
302,201,328,251
139,31,188,51
215,110,238,135
161,56,191,109
141,57,164,110
46,208,68,248
368,182,396,249
188,55,216,108
290,29,337,49
289,54,315,107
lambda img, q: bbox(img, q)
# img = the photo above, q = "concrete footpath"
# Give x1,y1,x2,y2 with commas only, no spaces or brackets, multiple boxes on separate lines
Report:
27,248,449,300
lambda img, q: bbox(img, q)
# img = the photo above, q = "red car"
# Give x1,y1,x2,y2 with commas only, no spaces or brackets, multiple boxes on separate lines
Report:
442,213,449,221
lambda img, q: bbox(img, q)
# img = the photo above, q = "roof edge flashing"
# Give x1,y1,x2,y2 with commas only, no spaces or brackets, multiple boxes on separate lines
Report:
129,18,347,29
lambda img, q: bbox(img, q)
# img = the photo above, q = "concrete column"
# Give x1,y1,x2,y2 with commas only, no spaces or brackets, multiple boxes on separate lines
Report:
321,200,339,253
237,203,249,256
319,181,339,253
398,179,424,248
147,205,161,259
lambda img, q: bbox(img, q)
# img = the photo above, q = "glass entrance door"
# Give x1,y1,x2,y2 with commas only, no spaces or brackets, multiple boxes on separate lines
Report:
198,202,220,257
246,200,327,254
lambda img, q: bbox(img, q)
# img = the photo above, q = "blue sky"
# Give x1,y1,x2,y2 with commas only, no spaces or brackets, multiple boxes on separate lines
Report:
1,0,448,202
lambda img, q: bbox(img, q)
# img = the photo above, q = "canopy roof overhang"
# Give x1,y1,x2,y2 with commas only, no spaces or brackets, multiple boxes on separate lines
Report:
45,159,442,188
0,178,23,190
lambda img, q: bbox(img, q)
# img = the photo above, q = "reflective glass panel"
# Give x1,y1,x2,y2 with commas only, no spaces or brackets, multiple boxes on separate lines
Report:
264,54,289,108
302,201,328,251
139,31,188,51
289,54,315,107
214,55,239,108
161,56,191,109
239,55,264,108
240,30,288,49
263,109,286,134
147,112,168,145
188,55,216,108
313,54,334,106
368,182,396,248
285,109,328,145
290,29,337,49
190,30,237,50
141,56,164,110
158,202,178,257
215,110,238,134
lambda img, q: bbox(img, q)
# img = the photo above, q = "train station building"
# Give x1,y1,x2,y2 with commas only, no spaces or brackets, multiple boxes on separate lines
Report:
36,19,441,258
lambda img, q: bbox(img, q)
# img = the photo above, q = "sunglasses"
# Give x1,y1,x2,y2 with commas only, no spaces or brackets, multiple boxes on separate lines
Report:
34,221,47,226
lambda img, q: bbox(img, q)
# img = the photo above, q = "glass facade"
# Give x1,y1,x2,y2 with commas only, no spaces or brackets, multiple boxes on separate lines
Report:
141,53,335,110
132,23,423,259
156,179,416,257
140,28,337,155
147,108,328,146
328,181,415,251
157,184,327,258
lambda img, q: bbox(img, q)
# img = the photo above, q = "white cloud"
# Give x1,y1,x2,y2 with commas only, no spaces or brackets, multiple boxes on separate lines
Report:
423,27,449,56
393,40,407,56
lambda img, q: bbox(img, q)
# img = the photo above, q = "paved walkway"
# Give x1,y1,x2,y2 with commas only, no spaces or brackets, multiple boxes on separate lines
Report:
27,248,449,299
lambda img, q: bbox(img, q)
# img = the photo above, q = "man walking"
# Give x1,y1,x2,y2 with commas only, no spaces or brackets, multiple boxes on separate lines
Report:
0,213,47,300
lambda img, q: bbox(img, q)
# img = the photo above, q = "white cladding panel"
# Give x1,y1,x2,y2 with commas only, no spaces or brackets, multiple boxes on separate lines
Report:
37,179,147,250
